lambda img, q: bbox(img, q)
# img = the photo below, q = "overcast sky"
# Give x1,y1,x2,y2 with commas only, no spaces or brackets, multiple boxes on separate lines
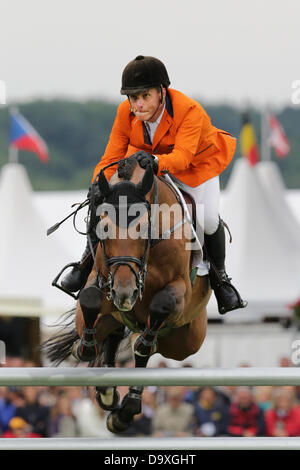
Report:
1,0,299,110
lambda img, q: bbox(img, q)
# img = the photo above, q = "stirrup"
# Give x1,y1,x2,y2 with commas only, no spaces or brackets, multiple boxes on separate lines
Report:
52,263,81,300
215,281,248,315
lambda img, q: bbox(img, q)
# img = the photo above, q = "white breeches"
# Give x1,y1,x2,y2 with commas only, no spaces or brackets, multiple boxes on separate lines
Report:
171,175,220,236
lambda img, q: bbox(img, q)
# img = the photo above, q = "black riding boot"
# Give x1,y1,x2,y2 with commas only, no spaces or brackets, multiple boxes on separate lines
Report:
61,231,98,292
204,218,247,315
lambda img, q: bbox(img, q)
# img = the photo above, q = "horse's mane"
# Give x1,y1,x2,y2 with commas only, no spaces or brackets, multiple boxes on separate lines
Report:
117,156,138,180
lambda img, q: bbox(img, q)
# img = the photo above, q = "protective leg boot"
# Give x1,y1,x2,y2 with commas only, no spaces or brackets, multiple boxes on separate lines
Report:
61,232,98,292
205,218,247,315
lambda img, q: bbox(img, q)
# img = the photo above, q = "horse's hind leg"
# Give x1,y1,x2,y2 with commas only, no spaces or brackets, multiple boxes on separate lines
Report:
95,325,125,411
73,285,102,362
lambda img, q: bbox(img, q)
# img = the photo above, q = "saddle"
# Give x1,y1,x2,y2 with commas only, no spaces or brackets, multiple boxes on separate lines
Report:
180,189,197,230
158,176,197,230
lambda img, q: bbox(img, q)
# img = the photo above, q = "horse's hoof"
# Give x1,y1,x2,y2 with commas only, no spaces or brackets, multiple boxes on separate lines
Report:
71,339,98,362
134,334,157,357
96,387,120,411
106,410,132,434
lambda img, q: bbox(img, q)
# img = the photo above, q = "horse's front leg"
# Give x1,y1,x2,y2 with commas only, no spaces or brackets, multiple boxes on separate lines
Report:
133,278,187,365
73,285,102,362
106,279,187,434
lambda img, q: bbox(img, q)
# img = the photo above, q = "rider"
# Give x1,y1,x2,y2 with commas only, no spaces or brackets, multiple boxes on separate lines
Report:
61,55,246,315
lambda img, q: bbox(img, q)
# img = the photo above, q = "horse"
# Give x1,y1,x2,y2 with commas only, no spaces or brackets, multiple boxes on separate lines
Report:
45,154,211,434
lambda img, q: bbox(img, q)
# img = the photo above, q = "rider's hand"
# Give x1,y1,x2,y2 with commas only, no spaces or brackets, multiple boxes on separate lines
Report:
87,184,102,205
135,150,159,174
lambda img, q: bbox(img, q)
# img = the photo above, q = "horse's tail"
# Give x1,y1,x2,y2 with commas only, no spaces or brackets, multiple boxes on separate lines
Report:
41,308,79,366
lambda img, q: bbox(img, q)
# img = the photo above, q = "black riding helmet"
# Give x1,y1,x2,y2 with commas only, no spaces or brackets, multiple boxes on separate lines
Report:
120,55,170,95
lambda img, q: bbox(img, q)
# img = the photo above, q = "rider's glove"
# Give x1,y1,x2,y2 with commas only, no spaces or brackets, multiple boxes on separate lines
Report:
87,184,102,205
136,150,159,174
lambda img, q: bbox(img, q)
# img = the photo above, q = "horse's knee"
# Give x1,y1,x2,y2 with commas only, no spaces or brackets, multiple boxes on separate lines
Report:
149,288,176,320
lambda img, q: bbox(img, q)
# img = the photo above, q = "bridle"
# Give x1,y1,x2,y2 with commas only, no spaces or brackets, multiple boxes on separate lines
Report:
99,193,156,301
89,161,159,302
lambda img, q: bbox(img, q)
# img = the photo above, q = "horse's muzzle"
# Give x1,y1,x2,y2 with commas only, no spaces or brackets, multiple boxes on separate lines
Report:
111,286,139,312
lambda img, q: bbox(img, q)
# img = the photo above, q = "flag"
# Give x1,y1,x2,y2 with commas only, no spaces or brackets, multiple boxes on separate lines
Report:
240,113,260,166
9,109,49,163
267,113,290,158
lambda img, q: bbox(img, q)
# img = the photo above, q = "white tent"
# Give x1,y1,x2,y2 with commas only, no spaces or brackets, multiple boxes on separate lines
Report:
256,160,300,250
0,163,75,317
207,158,300,322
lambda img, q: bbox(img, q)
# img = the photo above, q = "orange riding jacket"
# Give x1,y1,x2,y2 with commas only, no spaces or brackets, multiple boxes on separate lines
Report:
92,88,236,187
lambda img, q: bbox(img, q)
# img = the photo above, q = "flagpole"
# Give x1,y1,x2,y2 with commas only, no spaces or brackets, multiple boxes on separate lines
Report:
9,146,19,164
9,106,19,164
261,107,271,161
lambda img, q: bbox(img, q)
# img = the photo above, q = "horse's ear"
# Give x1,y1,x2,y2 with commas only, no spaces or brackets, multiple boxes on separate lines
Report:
136,165,154,197
98,170,111,197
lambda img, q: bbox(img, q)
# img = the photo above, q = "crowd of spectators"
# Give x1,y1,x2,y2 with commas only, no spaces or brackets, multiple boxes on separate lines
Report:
1,355,300,438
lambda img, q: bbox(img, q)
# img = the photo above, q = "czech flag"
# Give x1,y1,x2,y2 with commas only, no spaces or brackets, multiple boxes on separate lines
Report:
9,109,49,163
239,113,260,166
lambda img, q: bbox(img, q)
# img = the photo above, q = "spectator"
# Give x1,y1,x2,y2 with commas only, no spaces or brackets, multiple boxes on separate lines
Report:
152,386,195,437
3,356,25,368
0,387,24,433
219,386,238,407
227,387,265,437
2,416,41,438
49,394,78,437
183,387,201,405
253,386,273,412
16,386,50,437
265,389,300,437
72,396,113,438
194,387,229,436
279,356,292,368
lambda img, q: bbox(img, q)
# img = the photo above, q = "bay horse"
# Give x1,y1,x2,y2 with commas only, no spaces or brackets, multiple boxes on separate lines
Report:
45,154,211,433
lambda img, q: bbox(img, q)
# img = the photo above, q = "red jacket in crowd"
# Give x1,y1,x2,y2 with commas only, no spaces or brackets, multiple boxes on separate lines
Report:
228,402,265,436
265,406,300,436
